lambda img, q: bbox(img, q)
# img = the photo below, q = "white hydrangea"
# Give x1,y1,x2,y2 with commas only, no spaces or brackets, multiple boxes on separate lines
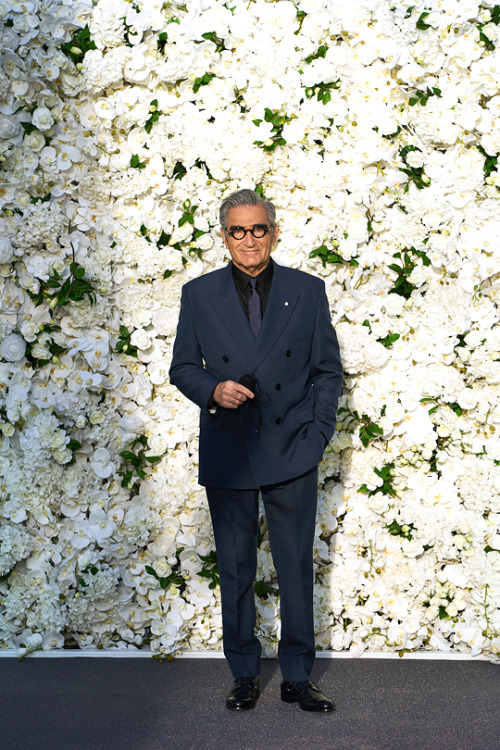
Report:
0,522,34,576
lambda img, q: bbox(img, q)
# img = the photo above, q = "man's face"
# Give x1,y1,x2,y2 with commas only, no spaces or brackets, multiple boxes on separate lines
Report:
221,204,278,277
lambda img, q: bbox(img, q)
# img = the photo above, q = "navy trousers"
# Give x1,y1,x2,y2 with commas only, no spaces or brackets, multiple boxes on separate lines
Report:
206,467,318,681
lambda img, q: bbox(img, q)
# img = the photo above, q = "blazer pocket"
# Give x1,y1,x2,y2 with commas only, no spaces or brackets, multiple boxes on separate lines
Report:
291,405,314,425
200,412,223,430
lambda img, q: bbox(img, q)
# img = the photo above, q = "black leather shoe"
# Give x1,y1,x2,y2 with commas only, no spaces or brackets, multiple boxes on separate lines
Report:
226,676,260,710
281,680,335,712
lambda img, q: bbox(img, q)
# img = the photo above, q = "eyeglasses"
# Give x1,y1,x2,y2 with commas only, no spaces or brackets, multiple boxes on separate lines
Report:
226,225,271,240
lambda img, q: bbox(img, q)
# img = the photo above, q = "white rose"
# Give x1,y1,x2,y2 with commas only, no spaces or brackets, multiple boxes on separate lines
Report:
53,448,72,464
151,309,177,336
148,434,168,456
154,559,171,577
31,107,54,131
364,340,390,370
130,328,151,350
405,151,425,169
23,131,46,151
0,114,20,140
30,344,51,360
49,432,67,450
1,334,26,362
89,410,105,425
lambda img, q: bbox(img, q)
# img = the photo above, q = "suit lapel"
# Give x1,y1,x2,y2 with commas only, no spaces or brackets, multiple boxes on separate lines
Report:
248,261,300,371
209,263,256,356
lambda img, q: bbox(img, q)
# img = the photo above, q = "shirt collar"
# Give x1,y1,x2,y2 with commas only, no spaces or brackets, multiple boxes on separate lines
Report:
231,260,273,288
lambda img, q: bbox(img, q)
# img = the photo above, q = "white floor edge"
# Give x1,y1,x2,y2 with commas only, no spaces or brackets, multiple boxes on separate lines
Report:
0,649,492,661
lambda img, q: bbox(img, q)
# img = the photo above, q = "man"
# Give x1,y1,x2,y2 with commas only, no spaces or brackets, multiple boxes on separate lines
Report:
169,189,343,712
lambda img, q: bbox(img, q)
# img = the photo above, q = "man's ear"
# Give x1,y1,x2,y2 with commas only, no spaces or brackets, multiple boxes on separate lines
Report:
272,224,279,245
220,227,227,247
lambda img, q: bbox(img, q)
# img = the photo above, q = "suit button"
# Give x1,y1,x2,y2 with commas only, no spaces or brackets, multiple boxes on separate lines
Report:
222,355,229,362
275,417,282,425
285,350,292,357
274,383,282,391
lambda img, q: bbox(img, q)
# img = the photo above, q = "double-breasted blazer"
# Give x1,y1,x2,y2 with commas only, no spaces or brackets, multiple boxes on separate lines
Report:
169,259,343,489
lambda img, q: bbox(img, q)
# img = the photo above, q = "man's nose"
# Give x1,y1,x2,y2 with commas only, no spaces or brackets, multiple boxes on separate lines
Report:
243,230,256,246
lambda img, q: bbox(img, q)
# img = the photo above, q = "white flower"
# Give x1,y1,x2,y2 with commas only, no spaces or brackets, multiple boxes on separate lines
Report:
31,107,54,131
1,334,26,362
130,328,151,350
91,448,116,479
88,506,116,542
0,114,20,140
0,236,13,263
151,308,178,337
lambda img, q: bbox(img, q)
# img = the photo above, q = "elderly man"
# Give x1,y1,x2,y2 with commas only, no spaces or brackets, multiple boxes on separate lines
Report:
169,189,343,712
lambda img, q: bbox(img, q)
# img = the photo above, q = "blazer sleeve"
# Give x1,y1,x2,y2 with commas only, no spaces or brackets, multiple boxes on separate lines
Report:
169,285,220,412
310,282,343,443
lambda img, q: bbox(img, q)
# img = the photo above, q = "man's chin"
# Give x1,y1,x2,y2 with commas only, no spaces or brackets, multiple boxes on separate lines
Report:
234,256,270,275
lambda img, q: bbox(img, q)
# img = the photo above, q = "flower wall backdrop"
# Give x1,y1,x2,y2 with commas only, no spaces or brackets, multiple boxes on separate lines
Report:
1,0,500,659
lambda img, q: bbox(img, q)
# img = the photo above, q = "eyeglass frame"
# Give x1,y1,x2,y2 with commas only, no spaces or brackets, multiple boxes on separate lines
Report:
225,224,273,240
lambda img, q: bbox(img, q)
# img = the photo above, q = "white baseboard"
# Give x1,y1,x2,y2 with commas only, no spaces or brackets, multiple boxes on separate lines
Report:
0,649,492,660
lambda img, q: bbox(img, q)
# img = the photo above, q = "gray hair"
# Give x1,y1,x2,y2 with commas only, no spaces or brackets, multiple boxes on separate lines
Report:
219,189,276,230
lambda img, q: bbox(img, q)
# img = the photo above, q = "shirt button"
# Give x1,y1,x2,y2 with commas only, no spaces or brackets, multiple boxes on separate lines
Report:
222,355,229,362
274,383,282,391
275,417,283,425
285,350,292,357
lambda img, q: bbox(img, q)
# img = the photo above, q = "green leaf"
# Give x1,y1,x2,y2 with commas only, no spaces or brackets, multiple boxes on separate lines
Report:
157,31,168,53
254,581,279,599
193,72,216,93
130,154,145,169
378,333,400,347
416,11,431,30
172,162,187,180
120,450,137,461
60,25,97,64
21,121,39,135
201,31,226,53
304,44,328,63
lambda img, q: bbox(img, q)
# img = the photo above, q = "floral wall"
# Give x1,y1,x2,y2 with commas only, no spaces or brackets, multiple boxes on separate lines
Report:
0,0,500,660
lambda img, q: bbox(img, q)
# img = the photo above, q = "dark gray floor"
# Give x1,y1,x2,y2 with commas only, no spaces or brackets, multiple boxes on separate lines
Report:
1,656,499,750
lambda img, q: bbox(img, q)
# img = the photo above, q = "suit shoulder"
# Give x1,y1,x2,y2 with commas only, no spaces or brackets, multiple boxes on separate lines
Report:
275,263,325,291
181,266,227,295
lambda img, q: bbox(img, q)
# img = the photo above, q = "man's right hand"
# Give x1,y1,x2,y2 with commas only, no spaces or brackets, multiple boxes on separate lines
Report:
214,380,255,409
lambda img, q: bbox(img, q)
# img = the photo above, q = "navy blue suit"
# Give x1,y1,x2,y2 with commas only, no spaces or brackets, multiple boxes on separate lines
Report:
170,259,343,679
